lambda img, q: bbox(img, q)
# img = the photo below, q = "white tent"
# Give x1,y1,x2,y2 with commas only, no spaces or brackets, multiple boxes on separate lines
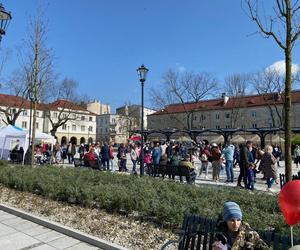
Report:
0,125,56,161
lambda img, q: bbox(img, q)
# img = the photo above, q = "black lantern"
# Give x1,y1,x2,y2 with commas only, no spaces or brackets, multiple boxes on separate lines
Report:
137,64,149,83
0,4,12,41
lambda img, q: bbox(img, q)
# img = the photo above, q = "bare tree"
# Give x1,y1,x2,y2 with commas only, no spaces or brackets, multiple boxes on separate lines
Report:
224,73,249,128
18,9,55,166
44,77,82,137
150,69,218,130
245,0,300,181
250,69,286,127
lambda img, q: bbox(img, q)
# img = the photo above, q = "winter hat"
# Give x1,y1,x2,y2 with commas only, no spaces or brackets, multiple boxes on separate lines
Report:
223,201,242,222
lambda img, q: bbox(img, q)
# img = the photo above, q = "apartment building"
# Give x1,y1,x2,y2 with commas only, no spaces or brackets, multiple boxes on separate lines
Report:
148,91,300,131
0,94,97,145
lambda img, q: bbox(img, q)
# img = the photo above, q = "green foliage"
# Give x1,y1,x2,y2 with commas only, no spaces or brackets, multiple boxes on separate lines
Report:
0,163,298,235
292,134,300,145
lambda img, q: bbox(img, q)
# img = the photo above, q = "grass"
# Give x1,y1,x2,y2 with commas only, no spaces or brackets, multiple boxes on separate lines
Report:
0,160,297,235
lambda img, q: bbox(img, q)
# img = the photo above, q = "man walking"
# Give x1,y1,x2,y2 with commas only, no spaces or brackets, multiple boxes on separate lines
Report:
222,139,235,183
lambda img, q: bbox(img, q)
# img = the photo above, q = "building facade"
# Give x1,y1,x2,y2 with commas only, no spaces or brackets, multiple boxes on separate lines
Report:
148,91,300,134
116,104,156,130
0,94,97,145
96,114,129,144
86,100,111,115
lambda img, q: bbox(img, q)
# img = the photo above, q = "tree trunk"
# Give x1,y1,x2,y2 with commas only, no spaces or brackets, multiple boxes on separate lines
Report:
284,0,292,182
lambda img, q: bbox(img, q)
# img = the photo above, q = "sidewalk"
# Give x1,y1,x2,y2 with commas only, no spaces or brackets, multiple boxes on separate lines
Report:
0,209,100,250
0,204,129,250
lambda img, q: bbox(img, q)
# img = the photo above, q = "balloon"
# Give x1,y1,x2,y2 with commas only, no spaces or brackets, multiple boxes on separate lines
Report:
279,180,300,226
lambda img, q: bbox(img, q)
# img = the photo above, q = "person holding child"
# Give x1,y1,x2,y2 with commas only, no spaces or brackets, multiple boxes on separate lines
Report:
213,201,270,250
258,145,277,192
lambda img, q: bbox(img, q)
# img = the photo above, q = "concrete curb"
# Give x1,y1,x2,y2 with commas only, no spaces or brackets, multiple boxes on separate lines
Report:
0,203,129,250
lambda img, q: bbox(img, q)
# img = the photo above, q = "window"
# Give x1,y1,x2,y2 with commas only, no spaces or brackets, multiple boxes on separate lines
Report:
36,111,39,117
72,125,76,131
225,125,230,128
225,113,230,119
193,116,197,121
89,116,93,121
22,110,28,116
81,126,85,132
62,113,67,118
105,128,108,133
201,114,205,121
251,111,257,117
105,119,108,124
54,112,58,118
81,116,85,121
216,125,220,129
252,123,257,128
216,114,220,119
88,126,93,132
100,128,103,133
22,121,27,129
62,124,67,130
36,122,39,129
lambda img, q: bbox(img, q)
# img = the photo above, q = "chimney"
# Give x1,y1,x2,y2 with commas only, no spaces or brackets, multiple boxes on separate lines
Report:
221,93,229,105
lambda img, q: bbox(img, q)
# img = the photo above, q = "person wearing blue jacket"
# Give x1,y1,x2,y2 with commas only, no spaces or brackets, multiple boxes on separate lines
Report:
222,140,235,183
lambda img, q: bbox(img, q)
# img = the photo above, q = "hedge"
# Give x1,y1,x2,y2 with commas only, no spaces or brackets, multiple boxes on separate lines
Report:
0,161,298,235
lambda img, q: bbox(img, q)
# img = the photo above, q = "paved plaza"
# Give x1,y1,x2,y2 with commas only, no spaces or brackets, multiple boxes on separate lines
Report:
0,209,102,250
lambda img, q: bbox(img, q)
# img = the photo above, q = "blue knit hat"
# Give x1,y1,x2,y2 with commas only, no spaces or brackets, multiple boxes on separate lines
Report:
223,201,242,222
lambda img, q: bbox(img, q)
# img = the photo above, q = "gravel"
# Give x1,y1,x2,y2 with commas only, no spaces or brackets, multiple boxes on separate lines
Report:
0,185,177,250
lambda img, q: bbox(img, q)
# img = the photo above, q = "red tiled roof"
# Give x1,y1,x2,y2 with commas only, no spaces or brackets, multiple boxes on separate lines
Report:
150,91,300,116
0,94,96,116
0,93,39,109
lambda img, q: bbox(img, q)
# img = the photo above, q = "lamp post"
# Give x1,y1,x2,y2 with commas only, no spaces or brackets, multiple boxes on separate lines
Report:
137,64,149,176
0,3,12,42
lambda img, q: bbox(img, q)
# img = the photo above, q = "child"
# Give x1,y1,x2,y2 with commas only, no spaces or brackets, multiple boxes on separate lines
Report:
247,163,257,190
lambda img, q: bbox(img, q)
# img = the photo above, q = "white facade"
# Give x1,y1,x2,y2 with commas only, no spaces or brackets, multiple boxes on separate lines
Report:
96,114,129,144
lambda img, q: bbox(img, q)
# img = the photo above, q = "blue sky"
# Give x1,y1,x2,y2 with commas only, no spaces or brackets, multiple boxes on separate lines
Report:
1,0,300,111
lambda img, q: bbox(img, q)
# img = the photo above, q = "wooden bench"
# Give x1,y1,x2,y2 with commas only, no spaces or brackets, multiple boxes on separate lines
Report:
161,214,299,250
279,173,300,189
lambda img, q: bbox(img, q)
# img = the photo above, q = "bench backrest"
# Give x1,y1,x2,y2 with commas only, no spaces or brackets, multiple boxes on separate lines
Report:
279,173,300,189
180,214,299,250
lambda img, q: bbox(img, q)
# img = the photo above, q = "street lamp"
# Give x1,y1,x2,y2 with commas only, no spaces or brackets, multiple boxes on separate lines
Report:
137,64,149,176
0,3,12,41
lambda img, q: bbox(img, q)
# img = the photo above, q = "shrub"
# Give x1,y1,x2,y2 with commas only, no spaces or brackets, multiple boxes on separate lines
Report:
0,163,298,236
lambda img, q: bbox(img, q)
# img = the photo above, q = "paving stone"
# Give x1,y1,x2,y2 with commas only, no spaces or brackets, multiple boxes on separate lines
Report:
1,216,27,227
48,235,80,249
34,230,65,243
31,244,57,250
22,225,51,237
0,231,40,250
0,213,17,221
0,223,17,237
15,220,40,231
65,242,101,250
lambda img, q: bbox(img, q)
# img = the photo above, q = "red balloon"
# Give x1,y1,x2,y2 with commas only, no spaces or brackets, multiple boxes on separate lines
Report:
279,180,300,226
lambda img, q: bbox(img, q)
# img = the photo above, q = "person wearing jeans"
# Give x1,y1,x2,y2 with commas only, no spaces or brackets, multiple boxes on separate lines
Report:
222,140,235,183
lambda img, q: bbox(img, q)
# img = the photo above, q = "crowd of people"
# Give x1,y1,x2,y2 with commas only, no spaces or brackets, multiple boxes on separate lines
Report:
26,137,300,191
